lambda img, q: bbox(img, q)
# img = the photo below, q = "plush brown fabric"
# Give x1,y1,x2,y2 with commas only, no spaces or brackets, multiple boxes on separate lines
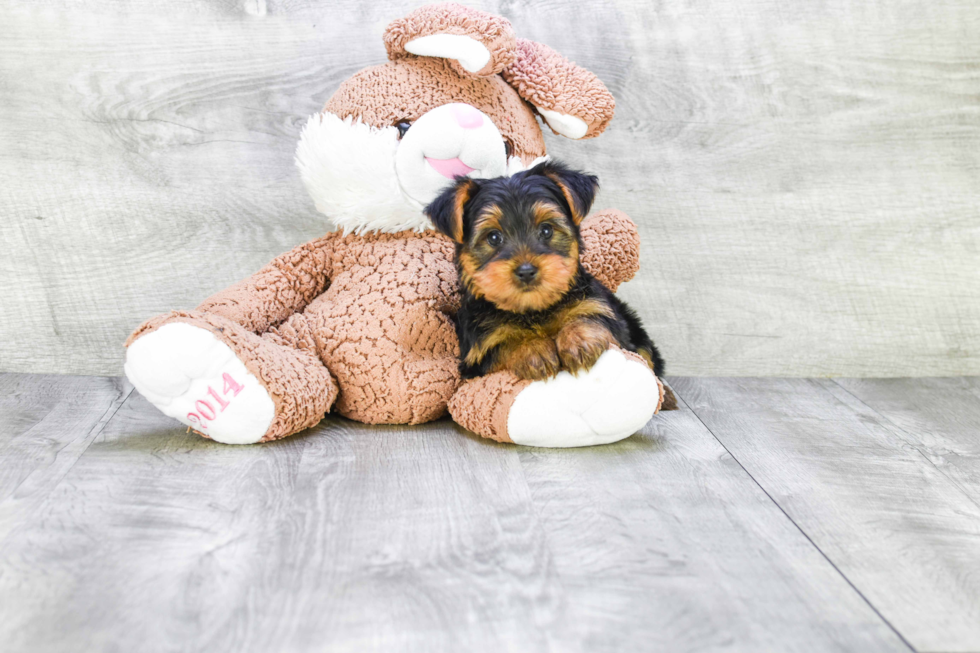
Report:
382,5,618,139
126,4,655,444
126,310,337,442
239,230,462,426
301,232,461,424
324,58,546,164
384,3,518,78
197,234,338,333
449,372,529,443
579,209,641,293
502,38,616,139
127,213,642,440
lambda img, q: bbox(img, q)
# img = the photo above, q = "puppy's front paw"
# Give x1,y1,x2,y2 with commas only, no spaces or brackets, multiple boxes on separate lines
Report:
557,321,615,375
506,338,561,381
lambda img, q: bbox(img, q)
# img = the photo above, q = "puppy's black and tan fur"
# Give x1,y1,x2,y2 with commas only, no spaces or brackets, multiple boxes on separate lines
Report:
427,161,674,408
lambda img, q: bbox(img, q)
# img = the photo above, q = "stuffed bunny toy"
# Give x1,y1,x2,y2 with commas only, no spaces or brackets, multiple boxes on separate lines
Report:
124,3,667,447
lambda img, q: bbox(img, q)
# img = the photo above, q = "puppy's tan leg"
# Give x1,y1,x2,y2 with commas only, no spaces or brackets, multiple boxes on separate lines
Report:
497,336,561,381
556,319,616,375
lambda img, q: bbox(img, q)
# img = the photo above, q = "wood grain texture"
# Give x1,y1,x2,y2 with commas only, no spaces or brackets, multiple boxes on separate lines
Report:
0,377,913,653
515,384,910,653
672,376,980,652
834,377,980,506
1,0,978,377
0,393,559,653
0,373,132,538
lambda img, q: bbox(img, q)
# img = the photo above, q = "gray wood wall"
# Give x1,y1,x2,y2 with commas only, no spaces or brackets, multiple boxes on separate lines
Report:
1,0,978,377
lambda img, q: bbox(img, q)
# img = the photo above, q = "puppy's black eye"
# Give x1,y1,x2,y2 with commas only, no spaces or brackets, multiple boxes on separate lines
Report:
486,230,503,247
504,139,513,158
396,121,412,139
539,223,554,241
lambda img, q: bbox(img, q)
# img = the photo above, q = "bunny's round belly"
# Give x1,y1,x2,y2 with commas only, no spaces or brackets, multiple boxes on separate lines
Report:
301,232,462,424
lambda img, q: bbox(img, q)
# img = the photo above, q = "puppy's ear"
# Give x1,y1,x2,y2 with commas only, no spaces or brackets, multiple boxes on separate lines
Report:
425,178,478,243
535,161,599,224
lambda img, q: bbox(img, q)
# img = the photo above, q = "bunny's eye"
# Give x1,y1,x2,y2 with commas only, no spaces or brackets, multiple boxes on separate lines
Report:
396,122,412,139
503,139,513,158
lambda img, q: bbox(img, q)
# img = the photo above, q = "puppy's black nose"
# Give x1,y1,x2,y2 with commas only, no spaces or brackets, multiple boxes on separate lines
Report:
515,262,538,283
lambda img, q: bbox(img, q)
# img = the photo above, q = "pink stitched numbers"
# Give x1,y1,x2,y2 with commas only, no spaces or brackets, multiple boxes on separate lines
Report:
186,373,245,430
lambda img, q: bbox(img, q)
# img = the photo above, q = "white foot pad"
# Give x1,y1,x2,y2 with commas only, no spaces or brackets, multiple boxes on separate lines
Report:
124,323,275,445
506,349,660,448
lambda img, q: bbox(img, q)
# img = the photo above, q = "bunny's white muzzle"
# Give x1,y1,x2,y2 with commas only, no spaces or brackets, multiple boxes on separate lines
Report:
395,103,508,205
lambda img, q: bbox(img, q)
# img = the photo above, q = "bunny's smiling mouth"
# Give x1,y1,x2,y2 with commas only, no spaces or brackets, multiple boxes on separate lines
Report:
425,156,476,179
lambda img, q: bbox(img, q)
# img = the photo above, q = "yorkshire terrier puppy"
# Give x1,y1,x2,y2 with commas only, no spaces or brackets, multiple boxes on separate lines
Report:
426,161,672,404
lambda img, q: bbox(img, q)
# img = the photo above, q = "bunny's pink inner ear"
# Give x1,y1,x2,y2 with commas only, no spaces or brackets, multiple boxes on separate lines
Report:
502,38,616,139
383,3,517,78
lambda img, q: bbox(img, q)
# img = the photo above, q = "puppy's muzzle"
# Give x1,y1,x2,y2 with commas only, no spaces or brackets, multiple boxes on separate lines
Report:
515,262,538,284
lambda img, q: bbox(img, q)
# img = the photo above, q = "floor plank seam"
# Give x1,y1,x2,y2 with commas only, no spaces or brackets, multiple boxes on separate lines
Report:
827,379,980,514
75,382,135,452
674,386,919,653
9,383,135,507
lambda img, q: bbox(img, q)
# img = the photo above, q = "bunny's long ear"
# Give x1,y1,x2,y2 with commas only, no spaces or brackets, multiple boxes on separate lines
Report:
424,177,479,243
502,39,616,140
383,3,517,78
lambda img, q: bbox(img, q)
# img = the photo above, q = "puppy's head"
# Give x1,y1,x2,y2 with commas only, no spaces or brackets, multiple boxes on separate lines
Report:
425,161,599,313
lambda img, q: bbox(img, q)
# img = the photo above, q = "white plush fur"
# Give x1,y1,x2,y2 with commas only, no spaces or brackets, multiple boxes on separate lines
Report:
405,34,492,73
296,113,427,234
296,109,549,234
536,107,589,140
506,349,661,447
124,323,275,445
509,153,548,175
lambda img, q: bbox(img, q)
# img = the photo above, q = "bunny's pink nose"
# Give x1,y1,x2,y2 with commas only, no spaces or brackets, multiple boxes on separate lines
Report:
451,104,484,129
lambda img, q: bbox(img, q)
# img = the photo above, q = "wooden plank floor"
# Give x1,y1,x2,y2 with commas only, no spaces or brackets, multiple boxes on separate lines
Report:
0,374,977,653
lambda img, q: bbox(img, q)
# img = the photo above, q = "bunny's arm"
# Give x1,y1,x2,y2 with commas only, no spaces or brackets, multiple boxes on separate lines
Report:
578,209,640,292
